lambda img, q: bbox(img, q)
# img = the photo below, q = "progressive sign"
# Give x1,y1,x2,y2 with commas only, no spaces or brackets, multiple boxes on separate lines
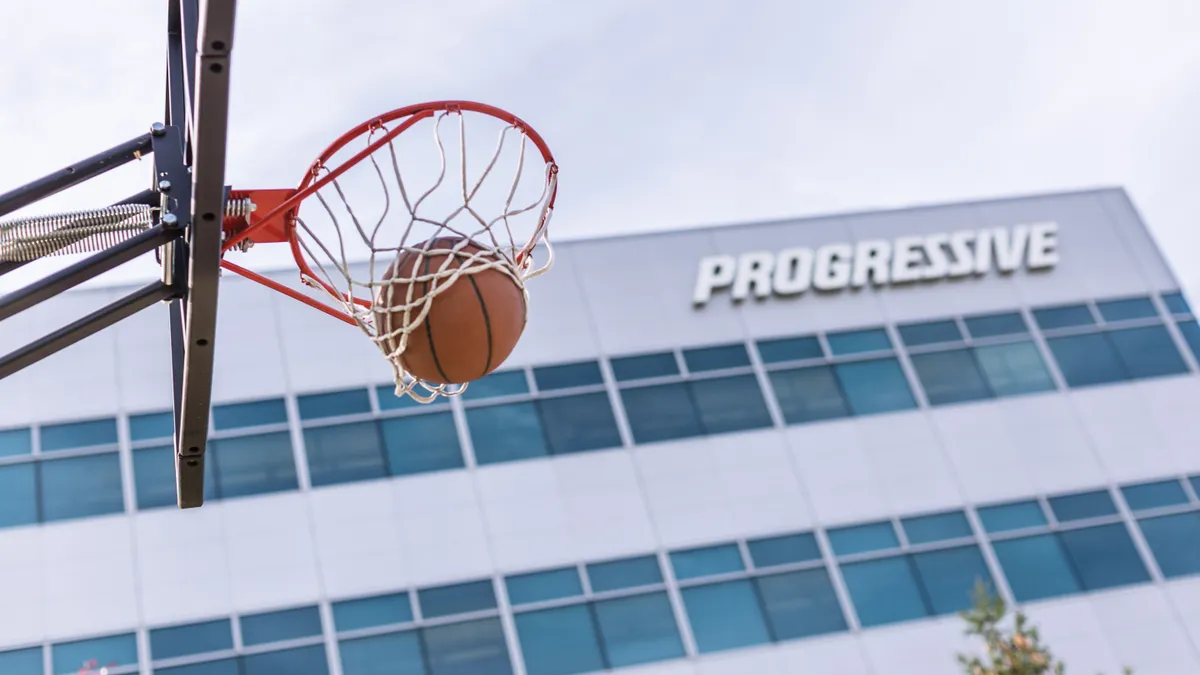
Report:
692,222,1059,306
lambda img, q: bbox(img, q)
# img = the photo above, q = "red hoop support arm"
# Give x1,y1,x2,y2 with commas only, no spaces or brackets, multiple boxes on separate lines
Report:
219,260,357,326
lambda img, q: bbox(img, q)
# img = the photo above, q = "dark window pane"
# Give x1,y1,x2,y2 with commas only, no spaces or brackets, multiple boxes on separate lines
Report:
467,402,548,465
769,366,849,425
304,421,386,487
1059,524,1149,591
992,534,1080,602
827,328,891,355
756,335,823,364
670,543,744,580
380,412,464,476
1109,324,1189,379
419,579,497,619
339,631,424,675
377,385,436,411
1097,297,1158,322
839,556,928,627
593,592,685,668
1048,490,1117,522
974,341,1055,397
211,432,298,499
902,511,973,545
297,389,371,420
41,418,117,451
827,521,899,556
150,619,233,659
462,369,529,400
1163,292,1192,316
1033,304,1095,330
1138,512,1200,578
514,605,604,675
52,633,137,674
1046,333,1128,388
212,398,287,430
0,647,41,675
683,343,751,372
834,358,916,415
747,532,822,568
587,555,662,592
241,644,329,675
909,349,993,405
911,546,993,615
1179,320,1200,360
1122,480,1189,511
0,462,37,528
754,568,847,639
533,361,603,391
41,452,123,522
1192,476,1200,498
158,659,240,675
681,580,770,653
506,567,583,606
898,320,963,347
977,501,1047,533
690,374,773,435
134,444,216,509
609,352,678,381
0,427,31,458
620,383,702,444
240,605,323,645
964,312,1028,339
333,592,414,632
537,393,623,455
128,411,174,442
422,618,513,675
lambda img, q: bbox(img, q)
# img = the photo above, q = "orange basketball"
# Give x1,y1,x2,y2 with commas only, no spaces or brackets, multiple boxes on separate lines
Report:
374,236,527,385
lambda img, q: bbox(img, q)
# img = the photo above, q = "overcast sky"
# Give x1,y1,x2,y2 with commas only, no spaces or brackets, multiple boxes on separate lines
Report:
1,0,1198,298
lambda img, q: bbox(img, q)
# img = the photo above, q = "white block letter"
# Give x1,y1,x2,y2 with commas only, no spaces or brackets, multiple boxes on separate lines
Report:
693,255,737,305
851,240,892,288
922,233,950,280
813,243,853,291
1027,221,1060,269
732,251,776,301
992,224,1030,273
890,236,925,284
947,230,976,278
772,247,814,296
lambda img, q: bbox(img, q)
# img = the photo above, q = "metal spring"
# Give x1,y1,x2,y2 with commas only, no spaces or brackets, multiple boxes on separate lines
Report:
0,204,155,263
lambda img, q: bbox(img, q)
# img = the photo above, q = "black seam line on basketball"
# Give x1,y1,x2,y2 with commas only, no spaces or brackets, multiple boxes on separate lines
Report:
465,273,494,376
422,254,452,384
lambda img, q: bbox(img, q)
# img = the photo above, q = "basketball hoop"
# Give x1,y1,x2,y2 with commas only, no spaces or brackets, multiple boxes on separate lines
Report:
220,101,558,403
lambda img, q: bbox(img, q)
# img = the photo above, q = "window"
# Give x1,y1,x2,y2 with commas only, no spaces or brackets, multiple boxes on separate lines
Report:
52,633,137,674
620,374,772,444
1032,304,1095,330
747,532,822,568
0,462,37,527
586,555,663,592
460,369,529,400
1162,291,1192,316
973,341,1055,396
833,358,916,415
768,366,850,425
158,658,240,674
305,412,464,488
339,631,424,675
468,392,622,465
380,413,464,475
898,320,963,347
533,361,603,391
0,647,41,675
670,544,743,580
468,402,548,464
963,312,1028,339
909,349,993,405
128,411,174,442
1096,297,1158,322
1137,512,1200,578
592,592,685,667
0,427,32,457
210,432,298,499
756,335,823,364
41,452,124,522
297,388,372,420
827,521,899,556
990,523,1149,602
977,500,1047,533
40,417,118,451
505,567,583,605
536,394,623,455
1107,324,1189,379
515,605,604,675
1047,490,1117,522
1178,320,1200,360
1046,333,1127,387
1122,480,1190,511
839,546,994,627
241,644,329,675
418,579,497,619
211,398,288,430
333,592,414,632
826,328,892,355
683,344,751,372
609,352,678,381
682,580,770,652
901,511,973,545
240,606,323,646
422,618,513,675
150,619,233,660
755,568,847,639
304,421,387,486
133,445,216,510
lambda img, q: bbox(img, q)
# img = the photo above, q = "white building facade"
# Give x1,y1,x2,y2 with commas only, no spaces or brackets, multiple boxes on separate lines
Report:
1,187,1200,675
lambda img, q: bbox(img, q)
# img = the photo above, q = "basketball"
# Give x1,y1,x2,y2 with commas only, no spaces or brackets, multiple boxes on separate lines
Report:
374,236,528,385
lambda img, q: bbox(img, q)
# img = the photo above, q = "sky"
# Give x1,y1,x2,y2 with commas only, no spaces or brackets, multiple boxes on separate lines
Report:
1,0,1198,298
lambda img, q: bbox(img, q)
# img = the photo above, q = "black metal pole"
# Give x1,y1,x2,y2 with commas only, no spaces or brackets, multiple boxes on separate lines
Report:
0,134,155,219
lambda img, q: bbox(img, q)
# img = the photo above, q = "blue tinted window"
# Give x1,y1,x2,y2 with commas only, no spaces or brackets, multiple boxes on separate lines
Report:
670,544,743,580
467,402,547,465
620,383,702,444
593,592,685,667
689,374,773,435
827,328,891,355
0,427,31,458
419,579,497,619
911,546,993,615
974,341,1056,397
910,349,993,406
964,312,1028,338
462,369,529,399
150,619,233,659
212,398,287,430
609,352,678,381
840,556,928,627
128,411,174,442
133,444,216,509
683,344,751,372
747,532,822,568
1109,324,1189,379
379,412,464,476
40,418,117,451
1179,320,1200,359
158,659,240,675
211,432,298,499
681,580,770,653
0,647,41,675
533,361,603,391
537,393,623,455
1138,512,1200,578
1163,292,1192,316
52,633,137,674
833,358,916,415
587,555,662,592
1097,297,1158,322
240,605,323,646
990,534,1080,602
333,592,413,632
756,335,823,364
827,521,899,556
1046,333,1128,388
304,421,386,487
241,644,329,675
769,366,850,425
376,384,432,411
1048,490,1117,522
898,320,962,347
41,452,124,522
1192,476,1200,498
515,605,604,675
978,501,1047,533
902,511,973,544
1122,480,1189,511
754,568,847,639
0,462,37,528
297,389,371,419
1060,523,1149,591
422,617,512,675
1033,304,1095,330
506,567,583,605
339,631,423,675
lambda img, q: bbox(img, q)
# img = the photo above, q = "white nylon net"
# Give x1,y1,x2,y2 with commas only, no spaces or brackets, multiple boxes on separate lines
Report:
288,108,556,403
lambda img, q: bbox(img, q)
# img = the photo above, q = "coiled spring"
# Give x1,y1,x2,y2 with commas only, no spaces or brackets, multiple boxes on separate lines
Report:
0,204,155,263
